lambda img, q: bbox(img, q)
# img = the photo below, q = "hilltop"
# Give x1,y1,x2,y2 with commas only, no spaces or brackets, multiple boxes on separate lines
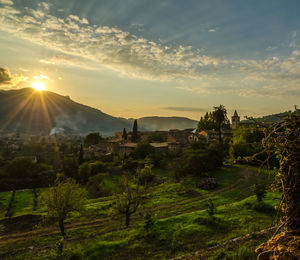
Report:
0,88,199,135
0,88,131,136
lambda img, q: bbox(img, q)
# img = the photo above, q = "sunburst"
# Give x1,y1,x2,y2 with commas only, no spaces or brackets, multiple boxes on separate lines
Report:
31,81,46,91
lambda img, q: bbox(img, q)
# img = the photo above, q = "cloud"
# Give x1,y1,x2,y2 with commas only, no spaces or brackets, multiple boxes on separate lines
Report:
0,2,221,81
0,67,27,87
208,28,216,32
266,46,278,51
39,54,103,71
0,0,13,5
162,106,208,112
0,67,11,84
0,1,300,99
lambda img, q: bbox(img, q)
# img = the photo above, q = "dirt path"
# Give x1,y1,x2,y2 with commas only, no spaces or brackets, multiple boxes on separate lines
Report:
0,167,257,257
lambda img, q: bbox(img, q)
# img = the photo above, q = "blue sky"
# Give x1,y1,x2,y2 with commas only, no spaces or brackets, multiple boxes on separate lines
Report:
0,0,299,119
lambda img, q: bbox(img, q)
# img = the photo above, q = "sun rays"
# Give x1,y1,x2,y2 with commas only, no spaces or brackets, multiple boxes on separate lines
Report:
31,81,46,91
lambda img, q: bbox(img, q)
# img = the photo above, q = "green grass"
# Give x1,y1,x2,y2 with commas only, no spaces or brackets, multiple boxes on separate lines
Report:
0,165,281,260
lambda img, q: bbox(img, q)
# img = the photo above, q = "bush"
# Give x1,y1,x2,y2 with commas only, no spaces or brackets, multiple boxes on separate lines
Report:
252,202,275,214
253,182,267,202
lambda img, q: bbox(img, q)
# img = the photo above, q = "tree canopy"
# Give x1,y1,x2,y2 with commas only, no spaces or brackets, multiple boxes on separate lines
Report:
41,179,87,237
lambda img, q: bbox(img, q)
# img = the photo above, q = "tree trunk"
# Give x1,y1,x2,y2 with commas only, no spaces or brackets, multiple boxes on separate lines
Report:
59,218,66,237
126,213,130,227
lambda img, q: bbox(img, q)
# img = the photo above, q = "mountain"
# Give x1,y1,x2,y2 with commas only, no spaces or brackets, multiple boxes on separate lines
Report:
0,88,132,136
241,109,300,123
130,116,198,131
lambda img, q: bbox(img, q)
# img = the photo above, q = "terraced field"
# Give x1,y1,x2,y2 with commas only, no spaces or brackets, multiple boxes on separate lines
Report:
0,165,281,259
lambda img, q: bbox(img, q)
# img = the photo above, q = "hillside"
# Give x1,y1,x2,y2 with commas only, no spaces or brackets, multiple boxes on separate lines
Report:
0,166,280,259
0,88,199,135
0,88,131,136
241,109,300,123
131,116,198,131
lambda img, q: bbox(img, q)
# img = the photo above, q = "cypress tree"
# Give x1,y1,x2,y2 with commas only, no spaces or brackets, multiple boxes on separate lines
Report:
122,128,128,140
131,120,138,142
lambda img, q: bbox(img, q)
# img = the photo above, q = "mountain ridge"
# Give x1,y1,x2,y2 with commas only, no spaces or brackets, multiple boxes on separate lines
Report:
0,88,198,135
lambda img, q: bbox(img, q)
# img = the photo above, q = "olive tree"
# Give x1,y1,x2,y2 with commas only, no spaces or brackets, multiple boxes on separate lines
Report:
114,174,143,227
41,179,87,237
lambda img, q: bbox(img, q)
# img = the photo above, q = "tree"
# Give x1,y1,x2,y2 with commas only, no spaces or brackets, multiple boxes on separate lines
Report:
253,183,267,202
122,128,128,140
78,144,84,165
179,141,223,176
41,179,87,237
133,143,155,159
255,111,300,234
114,174,143,227
84,132,102,146
131,120,138,142
32,188,40,211
213,105,228,144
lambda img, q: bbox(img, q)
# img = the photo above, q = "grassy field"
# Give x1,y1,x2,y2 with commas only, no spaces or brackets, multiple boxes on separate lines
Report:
0,165,281,259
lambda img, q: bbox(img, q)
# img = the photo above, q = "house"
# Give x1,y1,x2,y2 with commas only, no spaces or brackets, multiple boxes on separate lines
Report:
119,142,137,155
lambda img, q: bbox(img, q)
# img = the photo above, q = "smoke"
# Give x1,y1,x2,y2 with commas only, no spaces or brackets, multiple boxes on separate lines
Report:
50,127,65,135
49,112,87,135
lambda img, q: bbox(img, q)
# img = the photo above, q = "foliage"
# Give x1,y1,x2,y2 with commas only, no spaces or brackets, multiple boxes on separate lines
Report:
62,156,78,178
176,141,223,177
229,126,264,161
77,162,91,184
206,199,216,220
5,190,16,217
213,104,229,143
131,120,138,142
114,174,143,227
2,158,55,190
84,132,102,146
197,107,230,133
252,111,300,233
122,128,128,140
40,178,87,237
86,173,112,198
78,144,84,165
253,182,267,202
133,142,155,159
137,163,155,187
32,188,40,211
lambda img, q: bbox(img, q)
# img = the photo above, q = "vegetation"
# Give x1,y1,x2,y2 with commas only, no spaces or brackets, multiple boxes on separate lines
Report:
252,110,300,234
114,174,143,227
40,179,87,237
197,105,230,134
213,104,229,143
131,119,138,142
122,128,128,140
2,105,298,259
84,132,102,146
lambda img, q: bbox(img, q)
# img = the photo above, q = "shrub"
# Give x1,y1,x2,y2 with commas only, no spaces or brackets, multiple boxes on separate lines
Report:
253,182,267,202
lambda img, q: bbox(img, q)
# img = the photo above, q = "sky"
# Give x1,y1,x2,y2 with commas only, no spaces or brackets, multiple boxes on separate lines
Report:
0,0,300,120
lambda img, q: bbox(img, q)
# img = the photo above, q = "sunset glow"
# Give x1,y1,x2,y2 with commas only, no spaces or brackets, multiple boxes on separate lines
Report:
31,81,46,91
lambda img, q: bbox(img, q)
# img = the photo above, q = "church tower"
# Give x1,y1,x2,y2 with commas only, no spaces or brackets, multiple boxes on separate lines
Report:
231,110,240,129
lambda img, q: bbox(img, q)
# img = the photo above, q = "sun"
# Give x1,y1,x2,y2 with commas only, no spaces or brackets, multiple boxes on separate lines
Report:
31,81,46,91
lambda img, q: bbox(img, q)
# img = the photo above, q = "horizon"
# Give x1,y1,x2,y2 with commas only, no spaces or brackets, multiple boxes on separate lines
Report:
1,0,299,120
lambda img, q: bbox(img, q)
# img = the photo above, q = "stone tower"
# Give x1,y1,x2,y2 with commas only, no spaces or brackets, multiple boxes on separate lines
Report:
231,110,240,129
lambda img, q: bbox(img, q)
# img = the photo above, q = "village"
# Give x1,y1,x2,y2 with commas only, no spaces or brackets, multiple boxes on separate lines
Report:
0,110,249,162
